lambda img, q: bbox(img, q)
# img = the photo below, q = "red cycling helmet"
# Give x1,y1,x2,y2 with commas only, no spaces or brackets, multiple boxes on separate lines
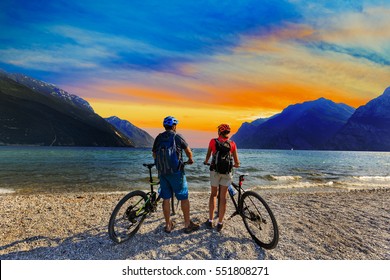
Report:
218,124,231,134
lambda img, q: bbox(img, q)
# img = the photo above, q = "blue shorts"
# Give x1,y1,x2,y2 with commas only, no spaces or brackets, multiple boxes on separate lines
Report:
159,171,188,201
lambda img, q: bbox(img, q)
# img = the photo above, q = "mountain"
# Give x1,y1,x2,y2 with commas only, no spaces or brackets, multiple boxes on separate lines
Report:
0,73,134,147
230,115,277,147
232,98,355,150
105,116,154,147
0,69,94,113
329,87,390,151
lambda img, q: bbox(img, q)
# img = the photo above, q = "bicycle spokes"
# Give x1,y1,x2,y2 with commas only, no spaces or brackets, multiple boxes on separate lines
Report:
240,191,279,249
108,164,162,244
108,190,149,244
125,204,144,224
242,205,262,225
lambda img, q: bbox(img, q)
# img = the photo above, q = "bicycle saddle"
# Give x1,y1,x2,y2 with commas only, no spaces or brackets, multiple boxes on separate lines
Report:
143,163,156,169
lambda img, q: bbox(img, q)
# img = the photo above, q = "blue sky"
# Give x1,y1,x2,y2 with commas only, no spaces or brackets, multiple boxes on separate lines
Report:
0,1,299,76
1,0,390,146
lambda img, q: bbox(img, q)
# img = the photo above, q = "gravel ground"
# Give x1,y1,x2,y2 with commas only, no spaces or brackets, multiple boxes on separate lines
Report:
0,189,389,260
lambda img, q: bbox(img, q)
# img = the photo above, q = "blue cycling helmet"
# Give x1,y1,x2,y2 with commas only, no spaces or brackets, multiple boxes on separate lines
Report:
163,116,179,127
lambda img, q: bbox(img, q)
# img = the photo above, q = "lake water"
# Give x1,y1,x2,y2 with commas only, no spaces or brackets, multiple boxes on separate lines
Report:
1,146,390,194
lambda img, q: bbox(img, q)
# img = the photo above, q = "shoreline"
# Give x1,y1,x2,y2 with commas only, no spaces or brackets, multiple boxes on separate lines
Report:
0,188,389,260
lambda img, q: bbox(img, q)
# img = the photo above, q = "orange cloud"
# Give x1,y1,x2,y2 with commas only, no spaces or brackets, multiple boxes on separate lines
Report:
71,13,389,148
87,97,263,135
235,23,316,53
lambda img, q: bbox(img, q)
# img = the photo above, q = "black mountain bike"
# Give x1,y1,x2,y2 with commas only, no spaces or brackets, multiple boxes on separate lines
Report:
211,166,279,249
108,163,169,243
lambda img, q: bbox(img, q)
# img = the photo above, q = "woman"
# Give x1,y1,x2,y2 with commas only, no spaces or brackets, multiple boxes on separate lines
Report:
203,124,240,231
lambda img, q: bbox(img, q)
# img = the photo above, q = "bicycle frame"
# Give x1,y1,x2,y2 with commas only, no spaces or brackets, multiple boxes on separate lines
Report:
142,163,160,211
226,173,247,219
143,163,178,215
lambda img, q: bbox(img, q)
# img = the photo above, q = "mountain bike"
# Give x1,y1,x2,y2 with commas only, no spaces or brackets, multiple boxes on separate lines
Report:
108,163,172,243
208,165,279,249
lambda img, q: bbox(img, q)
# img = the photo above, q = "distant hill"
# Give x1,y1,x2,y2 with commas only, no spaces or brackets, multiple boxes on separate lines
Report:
105,116,154,147
231,115,278,147
232,98,355,150
0,73,134,147
0,69,94,113
328,87,390,151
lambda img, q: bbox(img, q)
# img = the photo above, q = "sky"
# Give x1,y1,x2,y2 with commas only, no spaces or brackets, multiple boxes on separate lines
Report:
1,0,390,147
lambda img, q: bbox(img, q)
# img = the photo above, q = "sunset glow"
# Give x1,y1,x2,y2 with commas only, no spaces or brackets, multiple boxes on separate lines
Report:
1,1,389,147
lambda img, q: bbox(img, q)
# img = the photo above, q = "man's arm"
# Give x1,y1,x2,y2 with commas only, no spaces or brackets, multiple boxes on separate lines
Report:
152,134,159,160
184,146,194,164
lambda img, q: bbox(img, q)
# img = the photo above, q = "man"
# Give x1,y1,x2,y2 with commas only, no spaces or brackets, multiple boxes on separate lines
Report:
203,124,240,232
152,116,199,234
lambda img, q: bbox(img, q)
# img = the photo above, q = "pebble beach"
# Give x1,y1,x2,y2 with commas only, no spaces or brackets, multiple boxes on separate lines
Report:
0,189,389,260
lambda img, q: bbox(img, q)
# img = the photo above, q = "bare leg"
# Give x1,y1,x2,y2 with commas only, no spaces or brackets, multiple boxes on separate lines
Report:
208,186,218,221
162,199,172,230
217,186,228,224
180,199,191,228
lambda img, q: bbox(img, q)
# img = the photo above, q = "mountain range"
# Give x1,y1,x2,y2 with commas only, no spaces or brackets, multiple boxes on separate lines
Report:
0,70,153,147
105,116,154,148
232,88,390,151
1,69,389,151
329,88,390,151
0,69,94,113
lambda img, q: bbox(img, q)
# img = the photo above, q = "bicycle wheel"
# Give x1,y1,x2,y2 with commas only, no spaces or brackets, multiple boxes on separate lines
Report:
108,190,149,243
240,191,279,249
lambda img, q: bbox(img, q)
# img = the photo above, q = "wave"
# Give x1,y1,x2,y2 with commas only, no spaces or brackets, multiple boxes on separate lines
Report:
254,180,390,192
352,176,390,181
262,174,302,181
0,188,15,194
337,184,390,191
338,176,390,191
251,181,335,190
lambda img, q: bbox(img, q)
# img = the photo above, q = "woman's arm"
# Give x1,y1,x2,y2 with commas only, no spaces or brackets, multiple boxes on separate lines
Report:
232,149,240,168
203,146,212,165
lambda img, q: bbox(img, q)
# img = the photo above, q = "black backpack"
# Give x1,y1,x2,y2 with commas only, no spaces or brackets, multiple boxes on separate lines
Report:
212,139,233,174
155,133,181,175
